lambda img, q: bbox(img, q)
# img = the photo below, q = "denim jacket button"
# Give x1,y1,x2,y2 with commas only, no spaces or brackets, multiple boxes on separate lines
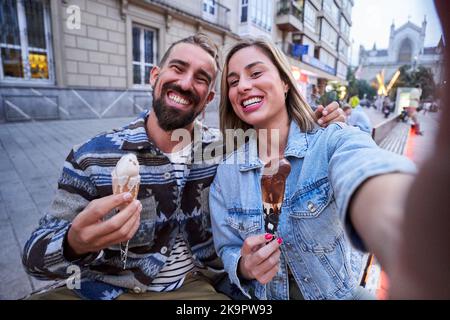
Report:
164,172,171,179
160,246,168,254
307,201,316,213
303,277,309,282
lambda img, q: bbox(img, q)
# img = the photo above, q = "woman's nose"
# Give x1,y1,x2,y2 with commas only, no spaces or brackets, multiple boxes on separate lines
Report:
237,77,251,93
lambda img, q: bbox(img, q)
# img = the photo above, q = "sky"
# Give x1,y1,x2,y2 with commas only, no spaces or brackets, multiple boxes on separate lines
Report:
349,0,444,66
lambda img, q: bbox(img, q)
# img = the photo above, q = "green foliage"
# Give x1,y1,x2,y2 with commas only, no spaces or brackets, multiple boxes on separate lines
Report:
347,66,377,100
392,65,436,100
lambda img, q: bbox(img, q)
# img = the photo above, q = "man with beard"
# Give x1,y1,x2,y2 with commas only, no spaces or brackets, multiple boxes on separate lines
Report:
23,34,344,300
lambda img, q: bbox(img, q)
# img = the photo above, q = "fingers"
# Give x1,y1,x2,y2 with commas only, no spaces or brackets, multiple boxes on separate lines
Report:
320,108,345,126
248,237,281,266
92,203,141,250
251,248,281,284
241,233,273,256
240,235,282,281
314,105,324,119
258,261,281,285
93,200,142,237
80,193,134,226
318,102,344,127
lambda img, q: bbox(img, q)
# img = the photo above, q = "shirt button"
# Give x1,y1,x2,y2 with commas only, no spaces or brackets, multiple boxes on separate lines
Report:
164,172,171,179
160,246,168,254
133,286,142,294
307,201,316,213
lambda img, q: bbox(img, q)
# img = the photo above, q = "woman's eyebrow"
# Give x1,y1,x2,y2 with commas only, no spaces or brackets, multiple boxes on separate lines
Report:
227,61,264,79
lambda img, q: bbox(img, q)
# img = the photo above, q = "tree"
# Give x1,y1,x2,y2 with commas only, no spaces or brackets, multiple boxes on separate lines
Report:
347,66,377,100
392,65,436,100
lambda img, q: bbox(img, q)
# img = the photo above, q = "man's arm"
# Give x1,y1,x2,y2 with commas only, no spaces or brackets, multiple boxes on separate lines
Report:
22,149,141,279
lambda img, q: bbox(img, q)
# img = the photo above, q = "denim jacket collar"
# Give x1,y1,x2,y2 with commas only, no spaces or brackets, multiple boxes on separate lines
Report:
238,121,317,172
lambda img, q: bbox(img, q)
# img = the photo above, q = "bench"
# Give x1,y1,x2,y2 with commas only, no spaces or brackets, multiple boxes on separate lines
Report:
372,115,410,155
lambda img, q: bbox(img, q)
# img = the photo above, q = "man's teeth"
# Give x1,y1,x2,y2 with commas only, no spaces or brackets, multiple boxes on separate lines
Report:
169,93,189,105
243,97,262,107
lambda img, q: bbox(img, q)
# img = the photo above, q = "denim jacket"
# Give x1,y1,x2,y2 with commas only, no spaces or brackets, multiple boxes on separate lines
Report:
209,121,416,300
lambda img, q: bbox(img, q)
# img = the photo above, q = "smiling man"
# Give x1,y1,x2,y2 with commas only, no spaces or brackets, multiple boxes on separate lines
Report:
22,34,343,300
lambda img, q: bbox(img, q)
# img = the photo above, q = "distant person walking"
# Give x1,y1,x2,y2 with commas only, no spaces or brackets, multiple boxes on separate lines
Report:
343,99,373,135
408,85,423,135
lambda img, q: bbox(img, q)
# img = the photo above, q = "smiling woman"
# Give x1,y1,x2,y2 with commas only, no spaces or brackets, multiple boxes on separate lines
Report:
210,37,417,300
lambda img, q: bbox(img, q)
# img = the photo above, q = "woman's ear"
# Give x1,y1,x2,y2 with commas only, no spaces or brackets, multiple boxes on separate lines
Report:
283,81,289,96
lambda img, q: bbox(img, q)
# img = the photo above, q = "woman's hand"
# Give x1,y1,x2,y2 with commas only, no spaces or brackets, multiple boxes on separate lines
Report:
238,233,283,285
315,101,346,127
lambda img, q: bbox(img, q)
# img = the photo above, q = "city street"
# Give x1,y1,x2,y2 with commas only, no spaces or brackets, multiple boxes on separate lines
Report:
0,108,439,299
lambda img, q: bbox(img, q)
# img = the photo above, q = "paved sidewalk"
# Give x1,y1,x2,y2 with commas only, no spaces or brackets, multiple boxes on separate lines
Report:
0,111,218,300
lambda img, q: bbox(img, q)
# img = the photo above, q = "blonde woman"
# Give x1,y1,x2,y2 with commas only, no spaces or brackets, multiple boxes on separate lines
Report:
209,38,416,300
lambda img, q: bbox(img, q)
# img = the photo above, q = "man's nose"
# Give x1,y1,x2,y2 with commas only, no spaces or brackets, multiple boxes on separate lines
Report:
177,73,194,92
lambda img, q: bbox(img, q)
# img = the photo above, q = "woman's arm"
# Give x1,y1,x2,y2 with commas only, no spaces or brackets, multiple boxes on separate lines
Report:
349,173,414,276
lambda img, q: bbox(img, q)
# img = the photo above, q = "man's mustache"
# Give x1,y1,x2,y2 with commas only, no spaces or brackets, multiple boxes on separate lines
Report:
160,83,200,106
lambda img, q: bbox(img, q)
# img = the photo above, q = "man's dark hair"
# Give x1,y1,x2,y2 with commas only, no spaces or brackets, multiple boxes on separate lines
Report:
159,33,221,71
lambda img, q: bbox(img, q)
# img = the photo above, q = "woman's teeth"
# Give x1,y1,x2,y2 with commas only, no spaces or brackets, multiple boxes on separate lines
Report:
242,97,262,108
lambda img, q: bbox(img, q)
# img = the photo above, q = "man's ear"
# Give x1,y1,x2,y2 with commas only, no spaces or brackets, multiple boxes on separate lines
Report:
149,66,160,87
206,90,215,105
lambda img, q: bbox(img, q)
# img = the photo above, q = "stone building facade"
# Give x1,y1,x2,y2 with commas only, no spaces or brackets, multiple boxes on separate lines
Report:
0,0,353,122
358,17,444,86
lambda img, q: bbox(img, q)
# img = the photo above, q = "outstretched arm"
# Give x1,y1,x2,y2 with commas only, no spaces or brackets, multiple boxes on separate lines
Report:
349,173,414,277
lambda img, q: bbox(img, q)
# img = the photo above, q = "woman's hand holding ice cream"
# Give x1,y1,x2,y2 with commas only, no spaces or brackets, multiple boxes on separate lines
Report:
238,233,282,284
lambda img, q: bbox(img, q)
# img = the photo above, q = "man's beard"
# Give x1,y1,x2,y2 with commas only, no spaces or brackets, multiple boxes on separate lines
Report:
152,82,203,131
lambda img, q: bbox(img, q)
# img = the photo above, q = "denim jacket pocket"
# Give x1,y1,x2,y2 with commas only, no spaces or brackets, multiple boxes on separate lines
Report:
226,208,263,238
290,177,332,218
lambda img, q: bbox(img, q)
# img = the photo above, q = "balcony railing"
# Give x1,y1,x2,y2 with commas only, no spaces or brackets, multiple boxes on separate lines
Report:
147,0,230,30
282,42,337,76
277,0,302,20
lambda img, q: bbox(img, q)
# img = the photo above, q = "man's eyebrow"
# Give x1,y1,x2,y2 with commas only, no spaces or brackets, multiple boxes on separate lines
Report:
227,61,264,79
168,59,188,67
169,59,212,84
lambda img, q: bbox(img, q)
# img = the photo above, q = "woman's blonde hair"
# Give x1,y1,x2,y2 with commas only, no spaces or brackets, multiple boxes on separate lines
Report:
219,37,316,135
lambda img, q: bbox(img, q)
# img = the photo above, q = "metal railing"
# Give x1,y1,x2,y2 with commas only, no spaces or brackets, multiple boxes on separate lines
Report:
276,0,303,21
148,0,230,30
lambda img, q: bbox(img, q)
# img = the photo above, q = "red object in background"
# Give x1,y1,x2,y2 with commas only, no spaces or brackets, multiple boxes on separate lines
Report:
300,73,308,83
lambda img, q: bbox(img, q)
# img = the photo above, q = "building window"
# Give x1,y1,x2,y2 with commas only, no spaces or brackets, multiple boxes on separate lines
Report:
132,25,156,86
249,0,272,32
241,0,248,23
340,17,350,38
0,0,54,83
304,2,316,32
321,20,338,49
398,38,413,63
323,0,339,24
203,0,216,16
